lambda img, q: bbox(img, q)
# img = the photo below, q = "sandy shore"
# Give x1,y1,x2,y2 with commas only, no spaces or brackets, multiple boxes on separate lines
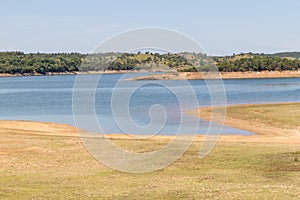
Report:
0,103,299,145
186,103,300,144
129,70,300,80
220,70,300,79
1,70,300,79
0,120,78,137
1,110,299,145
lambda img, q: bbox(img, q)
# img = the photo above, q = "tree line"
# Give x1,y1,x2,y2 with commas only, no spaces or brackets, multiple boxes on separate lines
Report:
215,54,300,72
0,51,299,75
0,52,83,74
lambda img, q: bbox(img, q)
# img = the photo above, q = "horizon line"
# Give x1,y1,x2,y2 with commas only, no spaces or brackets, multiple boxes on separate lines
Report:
1,50,300,57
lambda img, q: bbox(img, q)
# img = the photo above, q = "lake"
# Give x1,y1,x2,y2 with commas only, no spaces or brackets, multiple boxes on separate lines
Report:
0,74,299,135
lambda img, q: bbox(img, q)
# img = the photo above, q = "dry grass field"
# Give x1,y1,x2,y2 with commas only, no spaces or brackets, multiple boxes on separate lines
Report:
0,103,299,199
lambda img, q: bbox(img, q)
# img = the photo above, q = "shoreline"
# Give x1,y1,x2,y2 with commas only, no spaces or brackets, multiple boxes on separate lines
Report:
0,70,300,79
186,102,300,143
0,121,299,144
0,70,149,77
1,102,299,144
129,70,300,80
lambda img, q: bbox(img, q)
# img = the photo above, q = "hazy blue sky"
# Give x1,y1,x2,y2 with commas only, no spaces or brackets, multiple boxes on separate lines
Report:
1,0,299,55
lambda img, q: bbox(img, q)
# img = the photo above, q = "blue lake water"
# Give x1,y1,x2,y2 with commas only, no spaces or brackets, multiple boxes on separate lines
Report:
0,74,299,135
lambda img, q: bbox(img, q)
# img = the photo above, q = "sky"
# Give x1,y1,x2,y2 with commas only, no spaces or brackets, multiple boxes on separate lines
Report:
1,0,300,55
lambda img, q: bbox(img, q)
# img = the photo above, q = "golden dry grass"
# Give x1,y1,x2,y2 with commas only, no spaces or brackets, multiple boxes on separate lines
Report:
0,103,300,199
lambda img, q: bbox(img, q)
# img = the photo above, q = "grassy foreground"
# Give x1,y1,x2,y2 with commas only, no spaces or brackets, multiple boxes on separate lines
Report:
0,103,300,199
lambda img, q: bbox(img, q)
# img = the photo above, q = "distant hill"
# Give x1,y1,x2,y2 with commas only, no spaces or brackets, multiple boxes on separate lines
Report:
267,52,300,58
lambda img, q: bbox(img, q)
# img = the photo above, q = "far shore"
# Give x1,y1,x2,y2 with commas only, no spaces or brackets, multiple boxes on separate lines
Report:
0,70,300,80
0,70,146,77
128,70,300,80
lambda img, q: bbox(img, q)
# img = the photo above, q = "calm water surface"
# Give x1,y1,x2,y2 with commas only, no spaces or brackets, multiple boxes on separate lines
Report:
0,74,299,135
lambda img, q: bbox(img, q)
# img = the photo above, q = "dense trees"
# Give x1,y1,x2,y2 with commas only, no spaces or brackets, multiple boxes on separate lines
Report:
80,52,197,71
215,54,300,72
80,52,300,72
0,51,299,75
0,52,83,74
